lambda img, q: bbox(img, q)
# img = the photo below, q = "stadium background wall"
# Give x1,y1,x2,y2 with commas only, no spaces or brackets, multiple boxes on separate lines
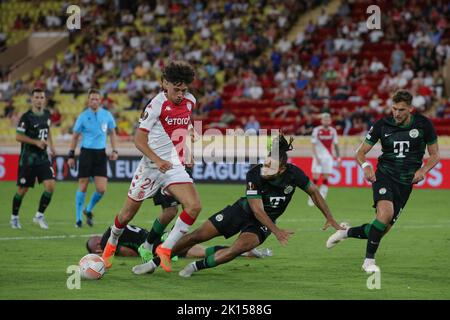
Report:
0,154,448,189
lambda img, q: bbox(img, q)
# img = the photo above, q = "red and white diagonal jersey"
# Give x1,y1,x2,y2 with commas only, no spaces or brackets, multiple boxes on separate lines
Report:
311,125,338,158
138,91,195,166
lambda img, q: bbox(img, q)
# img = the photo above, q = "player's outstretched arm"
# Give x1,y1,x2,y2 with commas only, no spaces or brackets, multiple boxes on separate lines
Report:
356,141,376,183
248,198,294,246
412,142,440,184
305,183,343,231
134,129,172,172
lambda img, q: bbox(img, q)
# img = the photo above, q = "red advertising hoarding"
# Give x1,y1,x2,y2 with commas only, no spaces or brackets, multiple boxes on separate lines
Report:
0,154,448,188
289,157,448,189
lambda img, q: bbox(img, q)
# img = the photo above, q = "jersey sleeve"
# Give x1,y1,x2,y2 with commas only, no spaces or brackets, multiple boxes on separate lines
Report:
292,165,311,191
16,113,28,135
333,128,339,145
73,114,84,133
245,165,263,199
311,127,318,144
107,111,117,130
364,119,382,146
423,118,438,146
139,100,162,132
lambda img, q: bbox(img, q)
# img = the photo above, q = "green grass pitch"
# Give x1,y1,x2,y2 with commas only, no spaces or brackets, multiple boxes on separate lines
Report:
0,181,449,299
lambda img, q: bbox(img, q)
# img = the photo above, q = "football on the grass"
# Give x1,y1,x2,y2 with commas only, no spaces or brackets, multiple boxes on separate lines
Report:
79,254,105,280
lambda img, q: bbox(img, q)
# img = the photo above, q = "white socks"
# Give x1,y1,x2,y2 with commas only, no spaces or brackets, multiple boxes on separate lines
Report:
161,216,191,249
109,225,124,246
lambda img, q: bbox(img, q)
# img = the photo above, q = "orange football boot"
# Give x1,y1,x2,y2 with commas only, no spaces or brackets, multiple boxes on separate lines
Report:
101,242,116,268
156,245,172,272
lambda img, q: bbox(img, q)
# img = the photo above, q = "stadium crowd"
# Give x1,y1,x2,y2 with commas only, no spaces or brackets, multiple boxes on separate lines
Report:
0,0,449,138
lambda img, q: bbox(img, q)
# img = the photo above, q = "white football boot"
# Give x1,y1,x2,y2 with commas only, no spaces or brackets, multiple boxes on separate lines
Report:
326,222,350,249
362,258,380,273
10,215,22,229
132,261,157,275
33,214,49,229
179,262,198,278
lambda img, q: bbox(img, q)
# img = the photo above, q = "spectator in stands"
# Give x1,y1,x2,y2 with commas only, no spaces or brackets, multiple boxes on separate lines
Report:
400,63,414,82
316,81,330,100
207,109,236,129
369,94,383,114
368,28,384,43
320,99,331,114
244,81,264,100
433,70,445,99
3,100,14,118
369,57,386,73
332,79,351,100
272,99,298,119
244,115,261,135
334,107,352,136
0,74,13,101
435,98,448,118
50,107,62,127
46,72,59,94
317,8,329,27
356,79,373,100
390,44,405,74
300,97,319,115
45,10,62,28
298,112,314,136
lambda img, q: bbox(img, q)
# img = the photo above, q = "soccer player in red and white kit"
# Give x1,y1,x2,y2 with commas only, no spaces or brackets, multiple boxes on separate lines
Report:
307,113,341,206
102,61,201,272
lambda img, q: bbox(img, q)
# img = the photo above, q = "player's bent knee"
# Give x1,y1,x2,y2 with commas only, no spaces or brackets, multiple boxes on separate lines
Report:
18,187,28,196
184,201,202,216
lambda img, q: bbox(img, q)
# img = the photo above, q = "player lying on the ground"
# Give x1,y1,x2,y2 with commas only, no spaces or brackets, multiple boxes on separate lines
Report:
86,224,273,259
326,90,440,273
132,134,343,276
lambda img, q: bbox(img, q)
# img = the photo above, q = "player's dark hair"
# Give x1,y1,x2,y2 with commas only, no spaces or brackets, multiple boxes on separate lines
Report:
86,238,94,253
271,134,294,166
88,88,101,97
162,61,195,85
31,88,45,95
392,90,413,106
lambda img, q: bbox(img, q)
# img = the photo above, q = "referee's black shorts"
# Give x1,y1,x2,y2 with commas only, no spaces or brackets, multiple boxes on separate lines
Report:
372,170,413,225
78,147,108,178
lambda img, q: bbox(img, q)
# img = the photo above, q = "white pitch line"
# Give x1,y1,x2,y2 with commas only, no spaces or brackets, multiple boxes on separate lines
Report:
1,224,449,241
0,234,100,241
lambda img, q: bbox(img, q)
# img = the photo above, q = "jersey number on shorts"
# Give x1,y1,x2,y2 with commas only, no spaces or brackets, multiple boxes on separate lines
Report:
141,178,155,190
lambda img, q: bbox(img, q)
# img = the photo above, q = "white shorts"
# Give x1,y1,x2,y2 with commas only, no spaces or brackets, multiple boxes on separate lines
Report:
312,157,334,175
128,159,193,202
